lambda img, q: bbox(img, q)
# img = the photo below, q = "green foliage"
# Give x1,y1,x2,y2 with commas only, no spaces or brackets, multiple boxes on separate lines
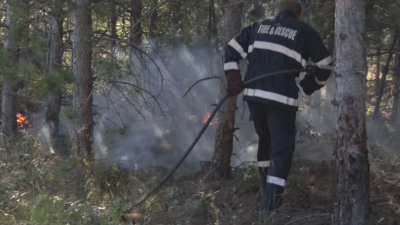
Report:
55,158,80,178
0,50,16,80
97,60,123,80
209,196,220,225
36,68,74,96
29,196,79,224
243,162,259,181
62,108,78,120
144,196,161,212
16,61,37,83
105,126,128,137
102,196,133,224
286,175,299,185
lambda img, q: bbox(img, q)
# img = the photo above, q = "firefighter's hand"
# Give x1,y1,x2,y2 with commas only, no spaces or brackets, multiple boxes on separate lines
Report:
225,70,243,97
299,72,324,96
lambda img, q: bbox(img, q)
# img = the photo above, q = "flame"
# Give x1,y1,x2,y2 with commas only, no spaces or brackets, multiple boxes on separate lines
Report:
202,112,218,125
16,113,28,124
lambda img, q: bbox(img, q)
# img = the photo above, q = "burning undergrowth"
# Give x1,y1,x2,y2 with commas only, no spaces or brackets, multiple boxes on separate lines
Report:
0,110,41,135
90,44,226,173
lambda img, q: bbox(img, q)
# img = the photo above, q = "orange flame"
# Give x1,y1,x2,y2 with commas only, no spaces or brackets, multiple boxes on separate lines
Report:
16,113,28,124
202,112,218,125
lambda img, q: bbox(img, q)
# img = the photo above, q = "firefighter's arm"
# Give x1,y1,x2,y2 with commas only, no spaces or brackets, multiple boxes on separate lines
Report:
305,26,332,86
223,24,255,97
300,26,332,95
223,24,253,73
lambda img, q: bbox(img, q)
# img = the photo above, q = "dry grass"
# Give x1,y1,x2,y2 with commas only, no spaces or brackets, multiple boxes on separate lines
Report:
0,136,399,225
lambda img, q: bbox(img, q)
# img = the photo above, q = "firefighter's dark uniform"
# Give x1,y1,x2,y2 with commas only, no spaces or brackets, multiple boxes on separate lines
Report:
224,9,332,211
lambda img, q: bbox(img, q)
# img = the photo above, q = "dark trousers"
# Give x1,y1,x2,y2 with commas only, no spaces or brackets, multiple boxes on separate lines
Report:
247,101,297,211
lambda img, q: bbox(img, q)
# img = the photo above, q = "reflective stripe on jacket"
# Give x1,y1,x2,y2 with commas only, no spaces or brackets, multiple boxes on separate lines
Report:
224,9,332,110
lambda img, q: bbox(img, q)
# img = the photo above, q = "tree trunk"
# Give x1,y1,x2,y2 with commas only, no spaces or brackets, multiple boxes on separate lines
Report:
149,0,158,40
130,0,142,47
324,33,335,126
45,0,64,153
391,2,400,123
374,47,381,97
211,0,243,180
334,0,370,223
373,33,398,119
1,0,19,137
111,0,118,59
208,0,214,47
72,0,93,158
171,1,184,45
392,38,400,123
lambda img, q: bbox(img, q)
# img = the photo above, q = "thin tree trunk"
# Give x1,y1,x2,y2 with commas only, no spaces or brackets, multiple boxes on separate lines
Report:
208,0,213,47
375,46,381,96
111,0,118,59
334,0,370,223
129,0,143,82
373,33,398,119
130,0,142,47
391,38,400,122
391,2,400,123
171,1,183,46
211,0,243,180
45,0,64,153
392,0,400,141
1,0,19,137
149,0,158,40
72,0,93,158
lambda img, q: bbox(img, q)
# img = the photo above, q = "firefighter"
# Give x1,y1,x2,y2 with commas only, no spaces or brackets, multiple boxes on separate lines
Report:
223,0,332,222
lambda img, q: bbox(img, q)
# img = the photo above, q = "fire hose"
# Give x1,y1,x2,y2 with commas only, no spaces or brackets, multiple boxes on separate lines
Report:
122,66,319,215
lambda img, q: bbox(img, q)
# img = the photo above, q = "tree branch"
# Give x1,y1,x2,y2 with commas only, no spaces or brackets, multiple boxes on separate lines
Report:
183,76,221,97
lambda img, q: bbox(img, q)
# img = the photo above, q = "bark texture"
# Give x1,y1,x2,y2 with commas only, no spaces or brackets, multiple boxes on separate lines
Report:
1,0,19,137
211,0,243,179
45,0,64,152
334,0,370,223
72,0,93,158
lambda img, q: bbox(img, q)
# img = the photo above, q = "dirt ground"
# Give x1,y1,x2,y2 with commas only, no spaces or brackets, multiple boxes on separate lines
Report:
121,151,400,225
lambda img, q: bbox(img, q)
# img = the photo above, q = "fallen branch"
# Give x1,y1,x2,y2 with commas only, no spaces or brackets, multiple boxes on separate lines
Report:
183,76,221,97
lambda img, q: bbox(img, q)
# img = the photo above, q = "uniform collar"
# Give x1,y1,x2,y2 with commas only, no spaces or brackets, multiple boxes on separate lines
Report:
275,9,298,22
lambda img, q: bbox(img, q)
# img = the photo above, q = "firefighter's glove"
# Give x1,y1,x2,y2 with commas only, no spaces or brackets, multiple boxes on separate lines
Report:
299,71,324,96
225,70,243,97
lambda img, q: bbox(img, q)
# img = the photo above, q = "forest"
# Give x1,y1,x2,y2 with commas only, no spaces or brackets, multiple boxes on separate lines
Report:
0,0,399,224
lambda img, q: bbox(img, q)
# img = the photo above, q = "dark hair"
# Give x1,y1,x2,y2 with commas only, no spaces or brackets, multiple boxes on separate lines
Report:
280,0,302,17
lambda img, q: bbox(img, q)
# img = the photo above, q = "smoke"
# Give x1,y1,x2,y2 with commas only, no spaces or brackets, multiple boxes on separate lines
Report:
88,40,345,173
91,41,224,174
